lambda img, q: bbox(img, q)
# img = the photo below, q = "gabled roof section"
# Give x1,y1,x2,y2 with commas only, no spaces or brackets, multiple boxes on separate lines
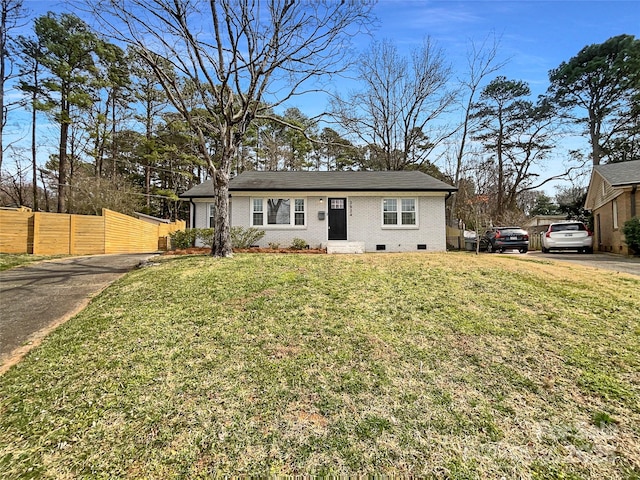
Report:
593,160,640,187
585,160,640,210
179,180,215,198
229,171,457,192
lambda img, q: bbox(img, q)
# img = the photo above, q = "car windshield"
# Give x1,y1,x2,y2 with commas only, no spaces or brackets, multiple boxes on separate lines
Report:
499,228,524,234
550,223,585,232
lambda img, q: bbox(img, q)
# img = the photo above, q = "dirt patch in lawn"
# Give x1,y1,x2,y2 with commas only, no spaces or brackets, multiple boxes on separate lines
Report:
163,247,327,255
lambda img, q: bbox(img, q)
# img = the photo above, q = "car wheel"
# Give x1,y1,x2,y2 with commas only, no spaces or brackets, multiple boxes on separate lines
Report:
486,243,494,253
519,248,528,254
585,247,593,254
541,247,549,253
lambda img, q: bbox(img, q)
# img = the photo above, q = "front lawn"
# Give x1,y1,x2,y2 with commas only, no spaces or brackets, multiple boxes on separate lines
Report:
1,253,638,478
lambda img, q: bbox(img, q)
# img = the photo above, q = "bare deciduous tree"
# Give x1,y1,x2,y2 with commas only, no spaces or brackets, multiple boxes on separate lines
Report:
1,0,28,173
91,0,374,257
448,33,506,225
330,37,455,171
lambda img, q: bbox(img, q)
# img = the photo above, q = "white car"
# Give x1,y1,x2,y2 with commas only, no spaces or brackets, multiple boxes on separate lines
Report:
541,221,593,253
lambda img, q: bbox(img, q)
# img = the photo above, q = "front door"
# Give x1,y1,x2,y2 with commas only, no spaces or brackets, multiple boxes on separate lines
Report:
328,198,347,240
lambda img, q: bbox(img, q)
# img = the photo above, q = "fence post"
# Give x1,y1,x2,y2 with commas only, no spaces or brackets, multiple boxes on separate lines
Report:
31,213,40,255
70,215,76,255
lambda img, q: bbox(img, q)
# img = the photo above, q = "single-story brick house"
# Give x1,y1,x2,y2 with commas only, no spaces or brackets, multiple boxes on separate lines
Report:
584,160,640,255
179,171,457,253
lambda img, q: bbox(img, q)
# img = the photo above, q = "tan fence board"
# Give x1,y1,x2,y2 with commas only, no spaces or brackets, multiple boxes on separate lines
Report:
71,216,106,255
104,209,162,254
1,209,185,255
33,213,71,255
0,210,34,253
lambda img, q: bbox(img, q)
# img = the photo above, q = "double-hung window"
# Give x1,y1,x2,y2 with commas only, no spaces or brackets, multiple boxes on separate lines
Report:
382,198,417,226
252,198,305,227
208,203,215,228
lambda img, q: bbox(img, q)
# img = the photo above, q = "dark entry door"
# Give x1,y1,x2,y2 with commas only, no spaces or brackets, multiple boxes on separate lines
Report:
328,197,347,240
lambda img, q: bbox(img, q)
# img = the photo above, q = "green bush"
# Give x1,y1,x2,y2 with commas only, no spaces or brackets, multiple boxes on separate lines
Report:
622,217,640,255
169,229,198,249
230,227,266,248
196,228,214,247
290,237,308,250
169,228,214,249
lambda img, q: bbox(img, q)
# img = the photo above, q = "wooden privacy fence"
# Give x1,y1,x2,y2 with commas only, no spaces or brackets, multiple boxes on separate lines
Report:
0,208,185,255
446,226,466,250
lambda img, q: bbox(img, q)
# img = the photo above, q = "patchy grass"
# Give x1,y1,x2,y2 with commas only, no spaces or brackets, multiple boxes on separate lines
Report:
0,253,67,271
1,252,639,478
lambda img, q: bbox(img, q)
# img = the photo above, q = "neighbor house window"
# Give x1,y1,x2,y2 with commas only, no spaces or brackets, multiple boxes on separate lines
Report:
383,198,416,226
613,199,618,229
208,203,215,228
251,198,305,227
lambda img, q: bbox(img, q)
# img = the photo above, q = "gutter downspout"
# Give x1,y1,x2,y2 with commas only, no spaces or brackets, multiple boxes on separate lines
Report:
190,199,196,229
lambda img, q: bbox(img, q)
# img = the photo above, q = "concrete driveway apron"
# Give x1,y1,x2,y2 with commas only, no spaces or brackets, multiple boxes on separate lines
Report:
528,251,640,277
0,254,154,372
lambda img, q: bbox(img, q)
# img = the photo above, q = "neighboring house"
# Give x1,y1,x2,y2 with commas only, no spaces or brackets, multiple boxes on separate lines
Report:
179,171,457,253
133,212,172,225
525,214,568,235
585,160,640,255
524,215,568,251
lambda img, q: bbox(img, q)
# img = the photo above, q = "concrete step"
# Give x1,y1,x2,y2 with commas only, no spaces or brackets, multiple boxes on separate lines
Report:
326,241,365,254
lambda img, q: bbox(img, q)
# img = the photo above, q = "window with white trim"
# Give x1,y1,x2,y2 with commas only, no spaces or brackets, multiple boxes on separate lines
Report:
252,199,263,226
251,198,306,227
208,203,215,228
383,198,416,226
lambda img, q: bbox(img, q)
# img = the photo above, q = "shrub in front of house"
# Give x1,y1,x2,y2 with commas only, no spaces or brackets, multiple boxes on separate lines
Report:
169,229,198,249
231,227,266,249
195,228,214,247
622,217,640,255
290,237,309,250
169,228,213,249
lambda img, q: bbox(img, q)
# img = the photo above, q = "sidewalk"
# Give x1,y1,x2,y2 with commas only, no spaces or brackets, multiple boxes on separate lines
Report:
0,254,155,374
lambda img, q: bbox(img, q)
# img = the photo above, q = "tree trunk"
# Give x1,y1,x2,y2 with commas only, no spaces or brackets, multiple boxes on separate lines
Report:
31,91,38,211
589,114,602,166
211,170,232,257
57,120,69,213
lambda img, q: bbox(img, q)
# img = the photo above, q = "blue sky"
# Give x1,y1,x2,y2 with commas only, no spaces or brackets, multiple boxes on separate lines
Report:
291,0,640,191
368,0,639,96
7,1,640,194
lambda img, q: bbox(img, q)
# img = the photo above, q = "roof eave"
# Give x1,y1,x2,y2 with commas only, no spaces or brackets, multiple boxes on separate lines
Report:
229,187,458,192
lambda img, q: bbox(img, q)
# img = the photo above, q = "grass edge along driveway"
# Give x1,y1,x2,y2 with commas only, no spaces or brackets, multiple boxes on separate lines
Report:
1,252,638,478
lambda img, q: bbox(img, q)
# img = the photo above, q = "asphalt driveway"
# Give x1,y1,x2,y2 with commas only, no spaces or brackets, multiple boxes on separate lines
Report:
517,251,640,277
0,254,155,373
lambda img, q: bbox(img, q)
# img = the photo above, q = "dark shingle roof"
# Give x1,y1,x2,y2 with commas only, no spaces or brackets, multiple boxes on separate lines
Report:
180,171,456,198
179,180,215,198
594,160,640,187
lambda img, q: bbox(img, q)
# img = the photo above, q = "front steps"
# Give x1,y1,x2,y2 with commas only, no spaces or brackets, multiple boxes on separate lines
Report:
326,241,365,254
